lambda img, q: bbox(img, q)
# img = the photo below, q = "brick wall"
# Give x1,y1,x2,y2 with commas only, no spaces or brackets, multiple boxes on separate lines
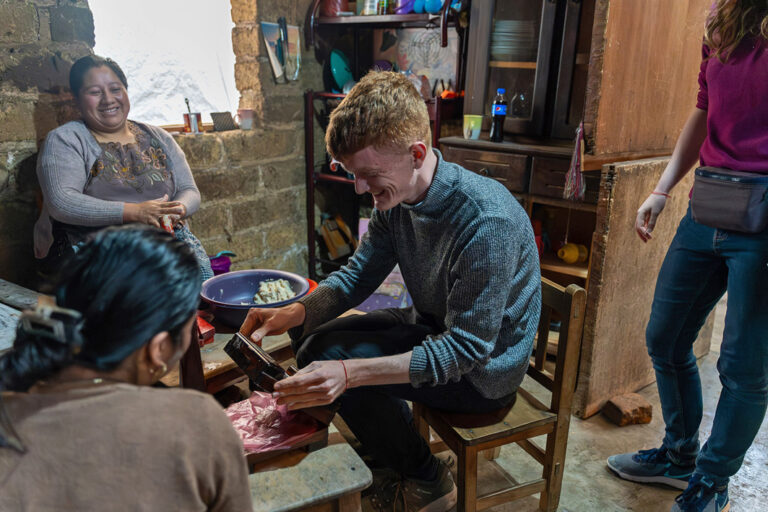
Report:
0,0,323,285
183,0,323,274
0,0,93,286
177,128,308,274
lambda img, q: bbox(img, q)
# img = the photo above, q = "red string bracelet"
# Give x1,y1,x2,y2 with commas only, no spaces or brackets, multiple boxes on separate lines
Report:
652,190,671,198
339,360,348,391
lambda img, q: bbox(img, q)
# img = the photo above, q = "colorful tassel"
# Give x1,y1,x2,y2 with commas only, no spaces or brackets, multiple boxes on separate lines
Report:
563,121,586,201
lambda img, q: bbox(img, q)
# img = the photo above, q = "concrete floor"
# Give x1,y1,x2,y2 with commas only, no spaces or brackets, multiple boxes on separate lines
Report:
440,296,768,512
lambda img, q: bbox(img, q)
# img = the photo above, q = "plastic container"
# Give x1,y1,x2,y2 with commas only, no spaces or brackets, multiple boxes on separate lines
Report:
359,0,378,14
425,0,445,14
209,251,236,275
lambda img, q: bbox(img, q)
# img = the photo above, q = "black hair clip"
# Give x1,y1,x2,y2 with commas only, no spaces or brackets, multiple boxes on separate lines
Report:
19,306,85,353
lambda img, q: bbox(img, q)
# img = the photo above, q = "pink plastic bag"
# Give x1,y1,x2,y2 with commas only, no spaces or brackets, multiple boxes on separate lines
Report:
225,391,321,453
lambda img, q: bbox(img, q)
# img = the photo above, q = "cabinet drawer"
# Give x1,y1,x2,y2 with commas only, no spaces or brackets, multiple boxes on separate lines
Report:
442,146,530,193
530,157,600,204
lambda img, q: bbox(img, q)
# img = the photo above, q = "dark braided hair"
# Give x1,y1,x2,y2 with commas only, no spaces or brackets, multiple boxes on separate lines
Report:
0,226,201,392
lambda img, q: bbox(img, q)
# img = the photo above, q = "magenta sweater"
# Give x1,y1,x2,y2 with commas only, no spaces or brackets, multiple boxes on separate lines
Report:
696,38,768,172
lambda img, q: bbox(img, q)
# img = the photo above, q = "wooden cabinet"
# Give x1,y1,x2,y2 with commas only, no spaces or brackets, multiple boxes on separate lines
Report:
464,0,589,139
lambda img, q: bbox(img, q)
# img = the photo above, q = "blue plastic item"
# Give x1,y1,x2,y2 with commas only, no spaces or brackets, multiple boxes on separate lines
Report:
329,49,354,92
424,0,445,14
200,269,310,327
413,0,425,13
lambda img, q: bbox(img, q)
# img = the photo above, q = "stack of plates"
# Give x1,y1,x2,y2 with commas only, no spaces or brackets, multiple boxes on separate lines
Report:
490,19,538,62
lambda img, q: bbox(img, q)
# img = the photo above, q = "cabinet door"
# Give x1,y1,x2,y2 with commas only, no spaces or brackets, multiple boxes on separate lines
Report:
464,0,558,136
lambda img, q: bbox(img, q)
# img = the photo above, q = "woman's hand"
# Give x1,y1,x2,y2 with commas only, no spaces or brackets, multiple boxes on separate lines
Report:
273,360,347,410
239,302,306,344
123,195,186,228
635,194,669,242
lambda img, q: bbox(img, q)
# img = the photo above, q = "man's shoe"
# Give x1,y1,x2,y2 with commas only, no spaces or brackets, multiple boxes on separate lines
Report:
607,446,694,490
670,474,730,512
399,462,457,512
366,462,457,512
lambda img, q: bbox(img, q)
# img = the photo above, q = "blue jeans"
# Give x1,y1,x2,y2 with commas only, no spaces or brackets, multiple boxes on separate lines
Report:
646,205,768,487
292,307,515,480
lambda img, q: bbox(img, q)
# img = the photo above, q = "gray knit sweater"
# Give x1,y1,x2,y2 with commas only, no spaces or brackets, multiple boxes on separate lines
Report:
33,120,200,258
297,150,541,399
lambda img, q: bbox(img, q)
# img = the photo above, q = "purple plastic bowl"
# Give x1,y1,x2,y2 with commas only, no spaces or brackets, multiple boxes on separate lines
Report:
200,269,310,328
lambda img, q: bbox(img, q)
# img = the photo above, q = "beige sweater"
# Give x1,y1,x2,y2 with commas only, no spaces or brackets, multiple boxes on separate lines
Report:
0,383,252,512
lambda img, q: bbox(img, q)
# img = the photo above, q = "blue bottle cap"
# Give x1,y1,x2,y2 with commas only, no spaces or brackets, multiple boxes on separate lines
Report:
497,88,505,94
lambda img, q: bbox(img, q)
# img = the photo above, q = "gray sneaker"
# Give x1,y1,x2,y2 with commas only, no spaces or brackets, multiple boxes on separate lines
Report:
366,462,457,512
670,474,730,512
607,446,694,490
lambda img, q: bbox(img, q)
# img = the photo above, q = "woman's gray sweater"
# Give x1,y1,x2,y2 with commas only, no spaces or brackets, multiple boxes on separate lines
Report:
33,120,200,258
297,151,541,399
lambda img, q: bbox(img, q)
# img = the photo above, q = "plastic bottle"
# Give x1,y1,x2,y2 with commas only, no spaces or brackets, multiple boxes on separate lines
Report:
377,0,394,14
489,88,507,143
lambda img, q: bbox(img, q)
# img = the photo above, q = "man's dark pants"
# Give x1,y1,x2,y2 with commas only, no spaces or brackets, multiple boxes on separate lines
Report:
292,307,515,481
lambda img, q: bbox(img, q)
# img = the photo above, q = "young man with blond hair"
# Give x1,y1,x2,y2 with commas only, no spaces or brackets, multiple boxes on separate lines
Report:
240,71,541,512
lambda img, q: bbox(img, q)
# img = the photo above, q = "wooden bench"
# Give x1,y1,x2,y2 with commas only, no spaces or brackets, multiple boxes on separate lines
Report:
247,428,371,512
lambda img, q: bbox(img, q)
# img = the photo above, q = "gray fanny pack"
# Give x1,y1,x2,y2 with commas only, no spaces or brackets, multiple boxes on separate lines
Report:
691,166,768,234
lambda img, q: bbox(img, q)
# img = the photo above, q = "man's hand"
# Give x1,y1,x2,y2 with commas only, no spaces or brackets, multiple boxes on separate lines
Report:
239,302,306,344
272,360,347,410
635,194,668,242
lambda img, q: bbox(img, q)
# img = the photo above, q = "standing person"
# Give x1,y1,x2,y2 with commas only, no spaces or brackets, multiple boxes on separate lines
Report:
239,71,541,512
34,54,213,281
0,226,251,511
607,2,768,511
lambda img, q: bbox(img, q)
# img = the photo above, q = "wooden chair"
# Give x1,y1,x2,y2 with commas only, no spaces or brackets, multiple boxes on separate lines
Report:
412,278,586,512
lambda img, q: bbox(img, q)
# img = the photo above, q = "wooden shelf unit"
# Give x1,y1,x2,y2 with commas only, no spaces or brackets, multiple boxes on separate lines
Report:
307,1,455,48
539,252,589,279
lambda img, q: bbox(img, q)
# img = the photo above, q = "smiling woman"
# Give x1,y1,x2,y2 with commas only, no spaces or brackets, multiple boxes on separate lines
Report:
33,55,213,282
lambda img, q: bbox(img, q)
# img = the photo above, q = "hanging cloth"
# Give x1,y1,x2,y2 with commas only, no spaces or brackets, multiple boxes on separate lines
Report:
563,121,586,201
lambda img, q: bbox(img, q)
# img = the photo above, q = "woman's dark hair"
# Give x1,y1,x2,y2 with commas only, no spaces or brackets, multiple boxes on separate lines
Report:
69,54,128,97
0,226,201,392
